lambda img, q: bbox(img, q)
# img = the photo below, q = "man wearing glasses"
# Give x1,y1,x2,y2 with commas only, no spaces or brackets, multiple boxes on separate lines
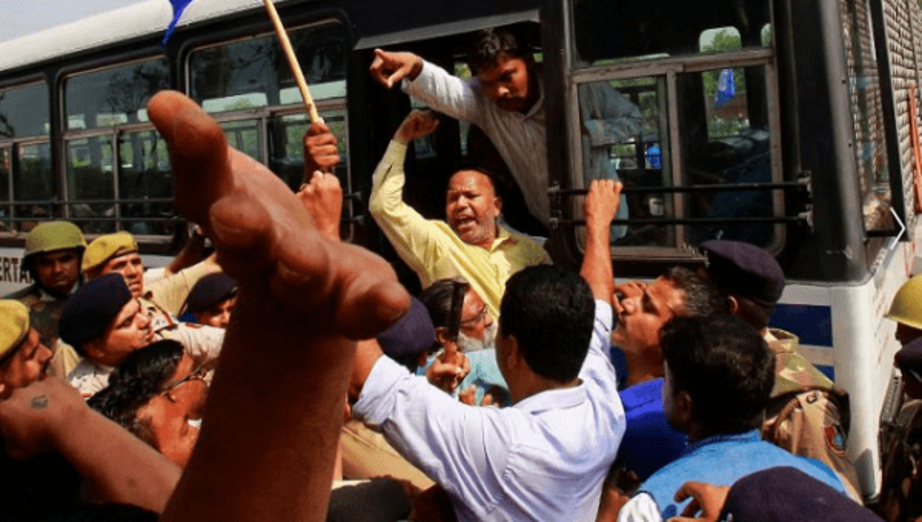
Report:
90,340,208,468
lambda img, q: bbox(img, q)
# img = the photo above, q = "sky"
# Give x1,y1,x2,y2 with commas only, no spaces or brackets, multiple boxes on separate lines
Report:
0,0,150,43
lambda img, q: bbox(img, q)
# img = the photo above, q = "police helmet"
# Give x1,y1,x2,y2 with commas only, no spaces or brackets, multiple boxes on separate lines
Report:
22,221,86,270
887,275,922,330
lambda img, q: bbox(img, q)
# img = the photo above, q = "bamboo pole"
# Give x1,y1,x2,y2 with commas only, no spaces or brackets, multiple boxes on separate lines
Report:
262,0,321,123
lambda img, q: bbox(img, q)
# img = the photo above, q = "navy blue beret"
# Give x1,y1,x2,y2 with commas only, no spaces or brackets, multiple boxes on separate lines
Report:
377,296,436,358
182,273,238,315
719,467,882,522
60,273,133,349
701,240,785,305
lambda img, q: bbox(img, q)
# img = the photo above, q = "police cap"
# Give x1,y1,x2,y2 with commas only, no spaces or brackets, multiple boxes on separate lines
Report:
701,240,785,306
23,221,86,269
82,232,138,274
719,466,883,522
377,296,436,359
0,300,30,361
60,273,133,349
182,273,238,315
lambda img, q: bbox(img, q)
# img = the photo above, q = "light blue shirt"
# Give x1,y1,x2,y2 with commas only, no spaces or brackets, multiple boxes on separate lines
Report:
354,300,625,522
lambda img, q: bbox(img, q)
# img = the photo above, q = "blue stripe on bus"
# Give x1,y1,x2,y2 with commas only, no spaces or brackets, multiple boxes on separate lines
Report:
769,304,833,348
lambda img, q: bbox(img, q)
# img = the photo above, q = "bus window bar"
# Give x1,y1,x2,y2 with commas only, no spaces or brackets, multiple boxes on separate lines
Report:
548,179,809,197
7,198,175,206
0,216,179,223
549,213,812,229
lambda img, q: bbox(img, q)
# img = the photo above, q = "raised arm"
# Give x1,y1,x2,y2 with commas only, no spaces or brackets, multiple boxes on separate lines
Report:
580,180,623,304
147,90,410,522
369,49,424,89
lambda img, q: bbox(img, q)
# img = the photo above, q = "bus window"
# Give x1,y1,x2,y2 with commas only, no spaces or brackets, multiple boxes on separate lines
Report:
189,20,347,176
0,82,51,232
64,57,171,234
118,130,174,236
840,0,893,236
14,142,53,230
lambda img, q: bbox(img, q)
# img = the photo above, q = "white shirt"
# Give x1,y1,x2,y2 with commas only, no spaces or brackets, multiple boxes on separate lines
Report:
354,300,625,522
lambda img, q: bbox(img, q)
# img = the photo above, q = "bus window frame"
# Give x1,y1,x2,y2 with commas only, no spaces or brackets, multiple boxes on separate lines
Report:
60,54,173,240
564,42,786,259
0,79,53,236
183,18,354,241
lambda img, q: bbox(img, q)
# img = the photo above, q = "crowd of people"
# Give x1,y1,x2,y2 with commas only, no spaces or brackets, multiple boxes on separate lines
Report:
0,25,917,522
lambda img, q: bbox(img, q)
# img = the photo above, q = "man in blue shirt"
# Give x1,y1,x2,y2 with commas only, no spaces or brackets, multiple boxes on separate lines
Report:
618,315,845,522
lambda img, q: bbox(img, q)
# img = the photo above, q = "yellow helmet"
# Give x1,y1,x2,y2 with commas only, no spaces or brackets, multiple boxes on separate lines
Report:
22,221,86,269
0,300,30,359
887,275,922,330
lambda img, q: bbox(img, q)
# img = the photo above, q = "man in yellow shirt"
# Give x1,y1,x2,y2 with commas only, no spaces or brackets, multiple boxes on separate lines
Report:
307,110,549,318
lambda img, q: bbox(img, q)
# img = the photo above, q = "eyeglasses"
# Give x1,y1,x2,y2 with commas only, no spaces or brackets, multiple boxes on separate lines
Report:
460,306,488,327
162,363,208,396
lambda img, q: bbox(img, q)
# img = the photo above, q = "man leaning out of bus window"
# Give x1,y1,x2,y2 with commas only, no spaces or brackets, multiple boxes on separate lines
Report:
307,109,549,322
368,26,642,239
81,231,224,367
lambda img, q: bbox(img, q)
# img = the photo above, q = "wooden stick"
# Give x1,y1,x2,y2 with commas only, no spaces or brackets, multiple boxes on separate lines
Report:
262,0,321,123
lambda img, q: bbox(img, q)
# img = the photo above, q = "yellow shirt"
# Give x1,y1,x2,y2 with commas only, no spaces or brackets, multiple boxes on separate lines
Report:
369,141,550,319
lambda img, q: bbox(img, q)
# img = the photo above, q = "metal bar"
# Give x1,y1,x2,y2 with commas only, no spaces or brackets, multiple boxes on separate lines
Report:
8,197,175,205
550,180,808,197
550,215,810,227
1,216,179,223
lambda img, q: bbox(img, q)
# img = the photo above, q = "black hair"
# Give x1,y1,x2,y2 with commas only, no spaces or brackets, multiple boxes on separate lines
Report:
499,265,595,383
88,340,185,446
663,266,728,318
661,315,775,435
420,278,469,343
730,294,775,330
468,26,532,76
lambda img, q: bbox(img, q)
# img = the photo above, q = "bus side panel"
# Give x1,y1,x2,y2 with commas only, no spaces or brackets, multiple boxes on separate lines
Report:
0,246,30,296
779,242,912,498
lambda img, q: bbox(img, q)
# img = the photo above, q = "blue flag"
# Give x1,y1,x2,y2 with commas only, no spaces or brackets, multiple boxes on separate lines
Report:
162,0,194,46
715,68,735,108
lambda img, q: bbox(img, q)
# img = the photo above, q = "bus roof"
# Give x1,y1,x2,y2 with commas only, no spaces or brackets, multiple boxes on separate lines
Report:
0,0,294,74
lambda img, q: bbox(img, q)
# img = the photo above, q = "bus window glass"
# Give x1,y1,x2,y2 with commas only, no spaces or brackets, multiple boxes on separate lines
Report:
0,83,49,138
65,58,170,130
14,142,53,226
118,131,174,236
66,136,115,233
578,77,669,247
840,0,892,233
269,110,347,191
0,147,10,231
680,64,777,247
221,120,262,162
189,22,346,113
570,1,770,66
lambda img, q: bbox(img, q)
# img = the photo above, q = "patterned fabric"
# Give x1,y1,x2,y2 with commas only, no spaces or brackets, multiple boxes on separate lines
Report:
763,328,863,501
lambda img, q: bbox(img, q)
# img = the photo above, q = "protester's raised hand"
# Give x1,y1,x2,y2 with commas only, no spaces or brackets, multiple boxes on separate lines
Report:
297,171,343,241
395,110,440,144
147,91,409,339
584,179,623,230
667,481,730,522
303,121,340,177
370,49,424,89
0,377,83,461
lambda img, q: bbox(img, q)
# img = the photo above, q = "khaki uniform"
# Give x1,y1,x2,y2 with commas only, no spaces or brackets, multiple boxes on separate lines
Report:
762,328,863,502
145,258,220,317
141,295,224,365
5,284,81,378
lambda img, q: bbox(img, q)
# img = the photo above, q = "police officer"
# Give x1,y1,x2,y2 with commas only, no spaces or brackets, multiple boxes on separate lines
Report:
81,232,224,363
4,221,85,378
700,240,862,502
885,274,922,347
